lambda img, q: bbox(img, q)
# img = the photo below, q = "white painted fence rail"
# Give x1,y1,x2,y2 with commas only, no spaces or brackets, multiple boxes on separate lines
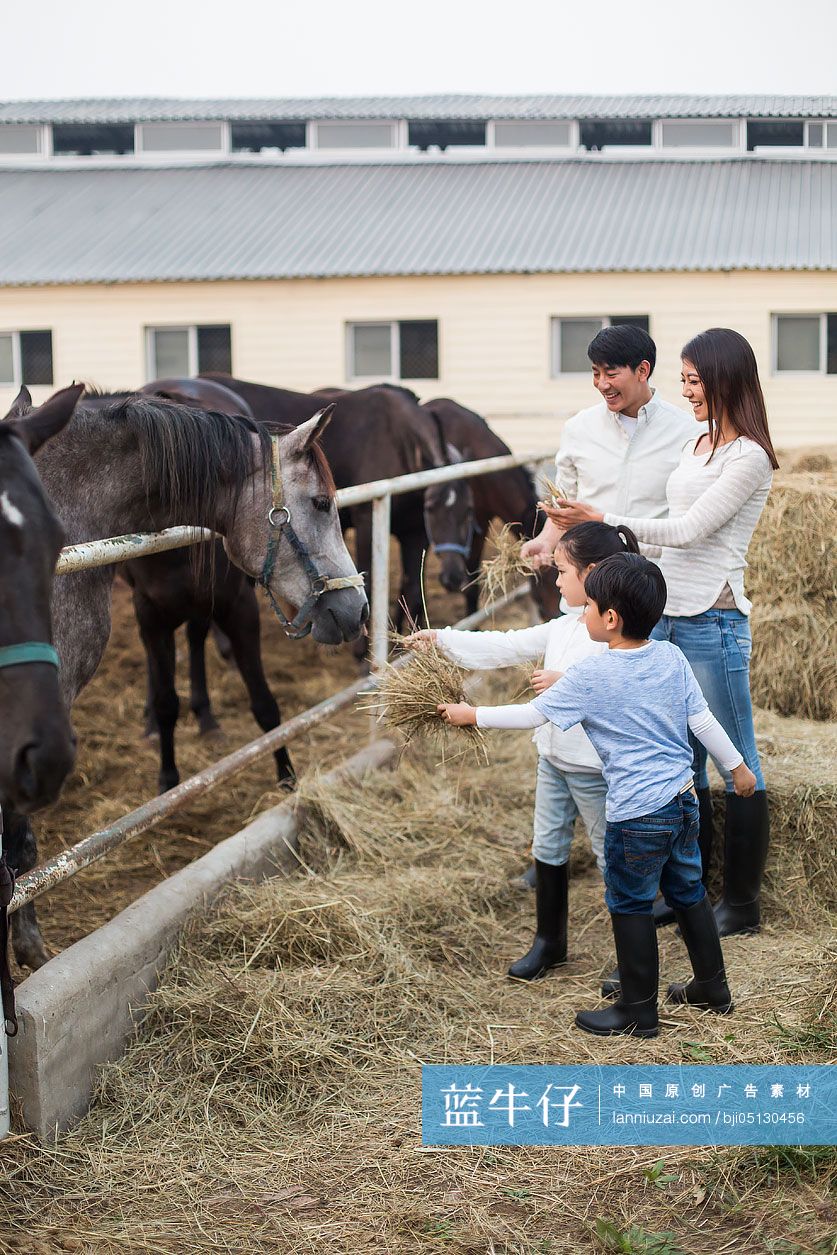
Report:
14,446,554,909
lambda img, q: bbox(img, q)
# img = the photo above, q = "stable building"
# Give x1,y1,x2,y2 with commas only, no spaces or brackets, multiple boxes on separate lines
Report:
0,94,835,449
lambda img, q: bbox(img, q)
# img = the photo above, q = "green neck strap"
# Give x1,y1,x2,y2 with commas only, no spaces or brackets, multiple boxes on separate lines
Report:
0,643,60,671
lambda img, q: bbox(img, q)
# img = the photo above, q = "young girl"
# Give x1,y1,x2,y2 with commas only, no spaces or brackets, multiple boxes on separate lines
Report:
546,329,776,939
405,521,639,981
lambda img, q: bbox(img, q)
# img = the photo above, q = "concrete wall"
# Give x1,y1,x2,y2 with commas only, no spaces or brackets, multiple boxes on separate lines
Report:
1,269,835,448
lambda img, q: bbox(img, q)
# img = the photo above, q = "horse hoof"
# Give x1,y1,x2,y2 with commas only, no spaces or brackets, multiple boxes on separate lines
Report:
12,933,52,972
144,729,161,743
158,774,180,794
198,720,223,739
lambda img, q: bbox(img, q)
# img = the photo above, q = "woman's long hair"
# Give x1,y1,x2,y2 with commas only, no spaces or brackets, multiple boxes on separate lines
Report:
682,328,779,469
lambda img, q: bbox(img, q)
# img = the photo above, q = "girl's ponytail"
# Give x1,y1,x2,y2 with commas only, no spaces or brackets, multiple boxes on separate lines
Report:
559,521,640,570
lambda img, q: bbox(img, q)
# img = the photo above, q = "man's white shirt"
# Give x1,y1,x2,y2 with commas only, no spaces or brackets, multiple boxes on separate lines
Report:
552,390,699,519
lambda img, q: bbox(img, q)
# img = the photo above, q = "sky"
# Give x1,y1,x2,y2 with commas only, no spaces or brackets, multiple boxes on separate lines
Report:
4,0,837,100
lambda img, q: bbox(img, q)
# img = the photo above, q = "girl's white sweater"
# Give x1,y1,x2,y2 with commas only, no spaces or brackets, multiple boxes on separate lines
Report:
436,607,605,773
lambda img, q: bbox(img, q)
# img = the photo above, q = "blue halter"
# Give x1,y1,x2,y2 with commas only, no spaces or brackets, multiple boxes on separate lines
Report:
427,516,482,560
0,643,60,670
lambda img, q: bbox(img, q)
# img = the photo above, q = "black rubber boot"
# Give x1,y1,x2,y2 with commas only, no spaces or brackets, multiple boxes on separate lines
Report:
713,791,769,937
667,895,734,1013
576,914,659,1038
650,786,715,929
507,861,568,980
512,862,537,891
601,963,620,1000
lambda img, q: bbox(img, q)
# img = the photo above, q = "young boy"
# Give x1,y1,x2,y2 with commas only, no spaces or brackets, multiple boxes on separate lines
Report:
438,553,756,1039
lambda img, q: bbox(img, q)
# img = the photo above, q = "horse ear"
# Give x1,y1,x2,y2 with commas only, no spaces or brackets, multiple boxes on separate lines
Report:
7,383,84,454
293,404,336,453
2,385,33,421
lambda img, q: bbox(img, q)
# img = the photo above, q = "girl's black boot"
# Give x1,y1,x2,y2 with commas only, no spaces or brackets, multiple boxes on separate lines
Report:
507,860,568,980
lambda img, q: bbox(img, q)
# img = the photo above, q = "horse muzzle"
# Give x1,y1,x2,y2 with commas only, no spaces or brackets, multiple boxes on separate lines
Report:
310,585,369,644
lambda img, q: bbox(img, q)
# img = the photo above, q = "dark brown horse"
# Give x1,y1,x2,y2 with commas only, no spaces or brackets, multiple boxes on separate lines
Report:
420,397,560,619
201,375,477,655
0,387,80,813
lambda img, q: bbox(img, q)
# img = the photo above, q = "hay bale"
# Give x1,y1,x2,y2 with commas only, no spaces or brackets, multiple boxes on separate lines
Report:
747,476,837,607
792,451,833,474
750,601,837,721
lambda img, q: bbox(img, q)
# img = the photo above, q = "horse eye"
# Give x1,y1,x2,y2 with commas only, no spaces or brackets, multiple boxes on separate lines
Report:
312,495,332,513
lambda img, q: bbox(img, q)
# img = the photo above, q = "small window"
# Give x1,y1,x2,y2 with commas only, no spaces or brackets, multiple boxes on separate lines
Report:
774,314,837,374
139,122,226,153
0,330,53,386
551,316,650,375
659,120,738,148
313,121,398,150
408,120,486,150
347,320,438,380
53,123,135,155
230,121,306,152
0,124,43,155
807,122,824,148
147,324,232,378
747,120,805,150
580,119,652,150
492,121,572,148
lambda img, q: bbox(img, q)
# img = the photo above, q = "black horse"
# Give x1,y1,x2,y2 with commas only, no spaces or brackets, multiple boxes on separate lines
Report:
420,397,560,620
201,375,477,655
0,386,79,813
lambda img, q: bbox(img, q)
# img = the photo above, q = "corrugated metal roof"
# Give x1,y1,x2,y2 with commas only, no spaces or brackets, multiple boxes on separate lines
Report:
1,94,836,124
0,158,834,285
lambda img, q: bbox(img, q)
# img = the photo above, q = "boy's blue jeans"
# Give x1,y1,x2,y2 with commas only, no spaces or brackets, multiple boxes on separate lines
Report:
651,609,765,792
604,788,705,915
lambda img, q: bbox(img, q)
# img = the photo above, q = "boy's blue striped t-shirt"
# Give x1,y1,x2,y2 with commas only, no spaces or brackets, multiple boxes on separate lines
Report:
531,639,708,822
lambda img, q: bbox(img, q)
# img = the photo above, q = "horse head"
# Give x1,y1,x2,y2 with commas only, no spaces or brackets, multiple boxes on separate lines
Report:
0,384,81,811
422,439,476,595
222,407,369,645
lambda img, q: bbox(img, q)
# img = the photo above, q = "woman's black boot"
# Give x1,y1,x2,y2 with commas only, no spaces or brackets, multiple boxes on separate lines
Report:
667,895,734,1012
507,860,568,980
576,914,659,1038
713,791,769,936
651,786,715,928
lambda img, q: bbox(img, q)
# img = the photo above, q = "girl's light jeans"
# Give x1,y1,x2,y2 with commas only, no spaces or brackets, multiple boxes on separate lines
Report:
532,756,607,874
651,608,765,792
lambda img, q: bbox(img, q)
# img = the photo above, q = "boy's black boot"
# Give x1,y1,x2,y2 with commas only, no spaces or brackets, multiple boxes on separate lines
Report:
713,791,769,937
576,913,659,1038
507,860,568,979
650,787,715,928
667,895,734,1013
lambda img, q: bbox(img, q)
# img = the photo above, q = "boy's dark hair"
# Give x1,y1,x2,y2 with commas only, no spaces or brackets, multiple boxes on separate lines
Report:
559,521,640,572
587,325,656,378
584,553,667,640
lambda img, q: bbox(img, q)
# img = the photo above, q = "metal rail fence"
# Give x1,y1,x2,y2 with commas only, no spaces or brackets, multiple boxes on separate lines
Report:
10,448,554,914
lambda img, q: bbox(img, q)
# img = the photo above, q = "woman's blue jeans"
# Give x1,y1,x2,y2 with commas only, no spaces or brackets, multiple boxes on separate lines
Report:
651,609,765,792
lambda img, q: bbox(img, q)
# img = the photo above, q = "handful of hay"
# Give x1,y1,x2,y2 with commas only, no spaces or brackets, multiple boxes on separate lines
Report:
477,522,537,604
364,635,488,762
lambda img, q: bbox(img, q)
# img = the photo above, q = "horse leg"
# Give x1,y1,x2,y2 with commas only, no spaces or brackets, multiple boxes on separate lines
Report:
187,616,221,735
214,587,294,786
396,529,427,631
134,596,181,793
5,809,50,970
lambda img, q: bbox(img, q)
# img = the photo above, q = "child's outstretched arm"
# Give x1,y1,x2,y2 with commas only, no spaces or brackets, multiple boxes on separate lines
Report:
407,621,551,671
438,702,548,729
688,708,757,796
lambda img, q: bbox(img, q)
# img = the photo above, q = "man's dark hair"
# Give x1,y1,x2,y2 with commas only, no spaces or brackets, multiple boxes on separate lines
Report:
587,325,657,378
584,553,666,640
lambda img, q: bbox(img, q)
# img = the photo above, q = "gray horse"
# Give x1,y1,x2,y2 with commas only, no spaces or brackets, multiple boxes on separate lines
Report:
2,387,368,970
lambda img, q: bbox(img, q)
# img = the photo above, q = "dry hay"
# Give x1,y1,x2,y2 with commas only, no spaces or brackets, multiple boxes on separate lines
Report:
747,473,837,609
1,704,834,1254
476,523,537,605
749,599,837,722
364,636,488,763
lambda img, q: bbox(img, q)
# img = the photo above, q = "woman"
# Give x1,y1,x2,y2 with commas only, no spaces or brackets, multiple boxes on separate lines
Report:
543,328,777,938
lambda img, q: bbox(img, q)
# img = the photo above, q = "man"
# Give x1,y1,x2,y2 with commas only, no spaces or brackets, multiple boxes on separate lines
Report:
522,324,697,567
519,324,703,918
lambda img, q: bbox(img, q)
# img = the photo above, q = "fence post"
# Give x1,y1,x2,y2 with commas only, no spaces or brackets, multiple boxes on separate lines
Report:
370,493,392,671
